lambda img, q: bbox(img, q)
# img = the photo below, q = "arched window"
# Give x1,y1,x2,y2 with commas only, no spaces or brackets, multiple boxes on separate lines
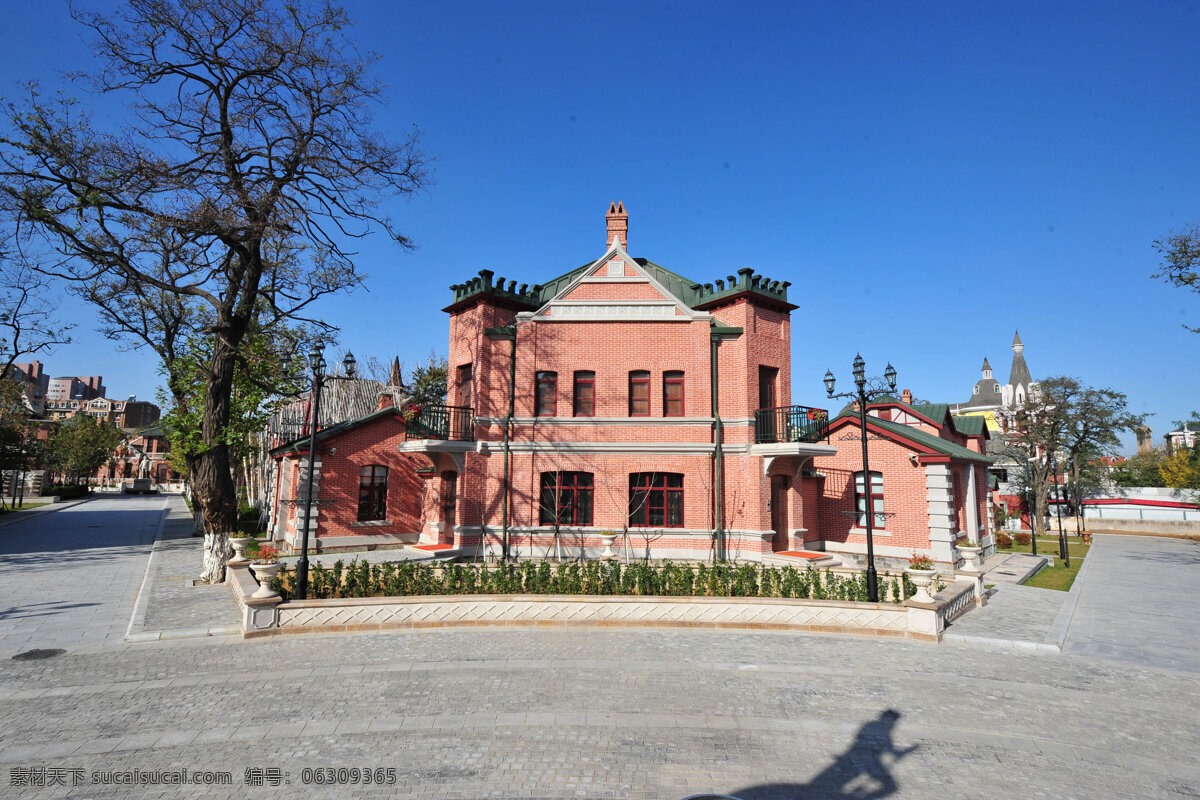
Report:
629,370,650,416
536,371,557,416
573,371,595,417
663,371,684,417
358,465,388,521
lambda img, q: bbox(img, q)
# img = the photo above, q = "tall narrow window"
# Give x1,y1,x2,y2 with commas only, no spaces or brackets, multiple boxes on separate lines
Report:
539,472,594,525
628,473,684,528
457,363,473,409
573,371,595,417
854,471,885,528
629,370,650,416
535,371,557,417
358,465,389,521
663,371,684,417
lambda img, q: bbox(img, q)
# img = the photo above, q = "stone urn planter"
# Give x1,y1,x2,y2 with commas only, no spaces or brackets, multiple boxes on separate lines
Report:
228,537,254,566
956,544,983,574
906,569,938,604
250,561,282,599
599,533,617,559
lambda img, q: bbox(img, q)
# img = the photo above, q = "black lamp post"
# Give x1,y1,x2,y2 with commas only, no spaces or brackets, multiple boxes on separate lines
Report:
1050,454,1069,568
283,345,357,600
1023,457,1037,557
824,354,897,603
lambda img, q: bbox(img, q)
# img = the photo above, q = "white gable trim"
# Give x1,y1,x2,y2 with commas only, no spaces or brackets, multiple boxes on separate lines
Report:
527,238,705,323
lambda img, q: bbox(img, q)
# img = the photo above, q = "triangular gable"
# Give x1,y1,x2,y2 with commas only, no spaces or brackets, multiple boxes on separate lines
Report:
524,237,708,323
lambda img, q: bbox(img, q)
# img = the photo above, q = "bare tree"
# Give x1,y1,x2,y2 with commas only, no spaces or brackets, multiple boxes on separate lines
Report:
0,257,72,380
0,0,427,581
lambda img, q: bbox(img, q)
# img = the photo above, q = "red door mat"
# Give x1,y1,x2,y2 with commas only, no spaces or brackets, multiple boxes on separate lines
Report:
411,543,455,551
775,551,826,559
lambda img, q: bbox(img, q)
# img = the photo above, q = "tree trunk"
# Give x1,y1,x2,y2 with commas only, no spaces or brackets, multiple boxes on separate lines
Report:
194,328,244,583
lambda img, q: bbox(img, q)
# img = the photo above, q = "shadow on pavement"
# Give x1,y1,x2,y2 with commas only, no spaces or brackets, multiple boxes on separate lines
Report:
728,709,917,800
0,600,101,621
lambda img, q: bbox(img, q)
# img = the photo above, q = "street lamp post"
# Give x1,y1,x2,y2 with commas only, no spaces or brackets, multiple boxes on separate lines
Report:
284,345,357,601
1023,458,1037,557
1050,455,1069,568
824,354,897,603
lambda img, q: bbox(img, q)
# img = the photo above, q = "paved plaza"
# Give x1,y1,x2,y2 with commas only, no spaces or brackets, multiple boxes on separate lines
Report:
0,499,1198,799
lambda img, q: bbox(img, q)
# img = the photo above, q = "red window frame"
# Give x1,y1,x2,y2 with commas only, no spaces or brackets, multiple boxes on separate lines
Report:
573,371,595,417
629,370,650,416
539,471,594,525
663,371,684,417
628,472,684,528
535,371,557,417
357,465,389,522
854,471,885,528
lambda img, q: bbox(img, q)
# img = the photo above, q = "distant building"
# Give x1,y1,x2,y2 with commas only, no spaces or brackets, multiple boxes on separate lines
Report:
1166,421,1200,453
7,360,48,416
951,332,1035,432
45,397,160,429
47,375,106,402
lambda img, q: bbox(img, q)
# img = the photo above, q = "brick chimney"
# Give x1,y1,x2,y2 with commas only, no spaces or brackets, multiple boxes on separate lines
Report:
901,388,913,406
606,201,628,250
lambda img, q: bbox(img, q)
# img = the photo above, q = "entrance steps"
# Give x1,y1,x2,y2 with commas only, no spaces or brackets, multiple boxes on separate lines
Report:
762,550,841,568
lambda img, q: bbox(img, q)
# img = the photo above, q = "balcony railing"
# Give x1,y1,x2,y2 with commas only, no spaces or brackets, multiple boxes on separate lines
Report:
403,404,475,442
754,405,830,444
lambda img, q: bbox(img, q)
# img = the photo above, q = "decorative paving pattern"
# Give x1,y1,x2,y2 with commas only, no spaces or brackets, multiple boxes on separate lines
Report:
275,596,913,635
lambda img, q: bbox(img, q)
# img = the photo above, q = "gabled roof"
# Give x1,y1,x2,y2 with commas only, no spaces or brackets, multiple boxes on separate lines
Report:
828,410,993,464
270,406,403,457
445,238,796,314
951,415,988,437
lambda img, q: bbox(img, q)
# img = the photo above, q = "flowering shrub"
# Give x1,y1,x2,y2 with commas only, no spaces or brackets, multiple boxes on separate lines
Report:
907,553,935,570
253,546,279,564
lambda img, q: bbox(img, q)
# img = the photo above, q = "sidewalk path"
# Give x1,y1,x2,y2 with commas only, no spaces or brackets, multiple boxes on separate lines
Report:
1062,534,1200,672
125,495,241,642
0,496,164,658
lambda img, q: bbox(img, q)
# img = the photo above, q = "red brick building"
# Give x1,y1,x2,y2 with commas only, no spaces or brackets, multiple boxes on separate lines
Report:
265,205,992,569
812,392,994,569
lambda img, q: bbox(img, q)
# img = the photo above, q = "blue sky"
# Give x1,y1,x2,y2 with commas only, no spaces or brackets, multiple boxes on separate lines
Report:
3,1,1198,450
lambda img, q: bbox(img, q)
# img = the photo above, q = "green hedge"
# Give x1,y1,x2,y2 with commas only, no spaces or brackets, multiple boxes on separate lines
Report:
41,484,90,500
271,560,916,605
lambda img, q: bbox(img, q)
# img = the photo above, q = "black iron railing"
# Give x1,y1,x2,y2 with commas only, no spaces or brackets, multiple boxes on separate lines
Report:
754,405,830,444
403,404,475,442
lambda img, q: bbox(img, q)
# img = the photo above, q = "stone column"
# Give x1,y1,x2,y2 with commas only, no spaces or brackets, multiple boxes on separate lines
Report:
925,463,957,565
964,463,979,541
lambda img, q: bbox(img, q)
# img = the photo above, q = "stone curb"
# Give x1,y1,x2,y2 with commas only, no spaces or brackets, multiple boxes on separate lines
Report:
126,626,242,643
123,499,172,641
944,542,1096,654
1049,538,1095,650
0,496,95,529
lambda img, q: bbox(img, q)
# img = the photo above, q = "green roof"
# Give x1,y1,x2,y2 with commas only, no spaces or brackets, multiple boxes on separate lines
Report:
951,415,988,436
831,409,993,464
910,403,950,424
269,407,401,456
445,255,796,312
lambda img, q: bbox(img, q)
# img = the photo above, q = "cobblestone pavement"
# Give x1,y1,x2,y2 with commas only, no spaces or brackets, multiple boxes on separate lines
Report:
1064,533,1200,672
3,501,1199,799
942,581,1067,649
0,496,164,658
1,628,1198,799
136,497,241,637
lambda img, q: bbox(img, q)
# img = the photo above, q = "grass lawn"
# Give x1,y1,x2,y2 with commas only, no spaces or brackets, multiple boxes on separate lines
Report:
0,501,51,515
998,536,1090,591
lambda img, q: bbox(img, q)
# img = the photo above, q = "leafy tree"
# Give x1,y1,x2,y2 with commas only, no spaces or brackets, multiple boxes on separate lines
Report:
47,415,122,485
1010,377,1142,538
407,352,448,407
1110,449,1169,488
1159,449,1200,498
1,0,427,581
1153,223,1200,332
